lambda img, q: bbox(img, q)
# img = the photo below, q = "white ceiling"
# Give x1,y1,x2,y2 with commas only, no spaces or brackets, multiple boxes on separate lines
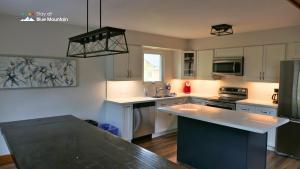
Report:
0,0,299,39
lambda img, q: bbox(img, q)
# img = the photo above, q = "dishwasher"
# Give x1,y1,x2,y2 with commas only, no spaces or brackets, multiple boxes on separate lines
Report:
133,102,156,139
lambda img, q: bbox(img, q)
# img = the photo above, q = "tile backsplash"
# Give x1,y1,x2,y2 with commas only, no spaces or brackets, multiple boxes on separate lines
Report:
106,81,145,98
220,77,279,101
106,78,279,102
170,79,220,96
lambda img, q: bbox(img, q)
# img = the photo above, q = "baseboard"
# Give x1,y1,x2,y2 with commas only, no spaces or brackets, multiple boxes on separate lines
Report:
152,129,177,138
267,146,275,151
0,155,13,166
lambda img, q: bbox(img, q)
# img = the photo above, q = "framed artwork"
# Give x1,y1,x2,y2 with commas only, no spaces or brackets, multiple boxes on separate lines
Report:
0,56,77,89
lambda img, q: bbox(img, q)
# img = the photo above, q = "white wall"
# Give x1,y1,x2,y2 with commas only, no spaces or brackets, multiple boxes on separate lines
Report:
0,13,187,155
0,14,107,155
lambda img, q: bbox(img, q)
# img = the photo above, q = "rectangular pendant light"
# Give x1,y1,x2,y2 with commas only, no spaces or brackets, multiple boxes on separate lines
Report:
67,27,129,58
66,0,129,58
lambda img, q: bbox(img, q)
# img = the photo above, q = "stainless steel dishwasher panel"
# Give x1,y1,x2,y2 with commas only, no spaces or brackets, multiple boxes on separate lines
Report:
133,102,156,139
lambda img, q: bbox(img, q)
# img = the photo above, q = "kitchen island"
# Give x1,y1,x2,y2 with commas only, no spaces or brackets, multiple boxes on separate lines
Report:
158,104,289,169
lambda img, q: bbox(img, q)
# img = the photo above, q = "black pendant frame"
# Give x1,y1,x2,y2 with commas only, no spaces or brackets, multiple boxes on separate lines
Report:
210,24,233,36
67,0,129,58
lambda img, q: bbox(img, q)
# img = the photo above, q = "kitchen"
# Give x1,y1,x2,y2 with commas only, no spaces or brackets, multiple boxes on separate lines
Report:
0,0,300,169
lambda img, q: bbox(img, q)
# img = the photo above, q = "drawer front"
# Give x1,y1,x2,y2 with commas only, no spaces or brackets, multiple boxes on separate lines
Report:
255,107,277,116
236,104,256,112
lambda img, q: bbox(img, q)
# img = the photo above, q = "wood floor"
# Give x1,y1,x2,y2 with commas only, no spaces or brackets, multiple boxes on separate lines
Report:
1,133,300,169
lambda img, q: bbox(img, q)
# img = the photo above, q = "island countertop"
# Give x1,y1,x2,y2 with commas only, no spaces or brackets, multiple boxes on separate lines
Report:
158,103,289,134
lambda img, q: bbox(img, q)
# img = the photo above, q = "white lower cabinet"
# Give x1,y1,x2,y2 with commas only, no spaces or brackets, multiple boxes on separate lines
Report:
155,98,187,135
236,104,277,149
103,102,133,141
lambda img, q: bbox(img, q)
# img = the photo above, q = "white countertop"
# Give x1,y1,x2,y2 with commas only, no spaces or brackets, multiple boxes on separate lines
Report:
105,93,214,105
105,93,277,108
237,99,278,108
158,103,288,134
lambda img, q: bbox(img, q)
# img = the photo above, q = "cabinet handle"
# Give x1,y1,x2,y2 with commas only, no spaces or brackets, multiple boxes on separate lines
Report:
259,72,262,80
262,72,265,80
130,70,132,78
127,70,130,78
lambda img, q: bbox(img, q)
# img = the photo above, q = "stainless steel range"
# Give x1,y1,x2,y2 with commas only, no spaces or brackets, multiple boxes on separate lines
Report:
206,87,248,110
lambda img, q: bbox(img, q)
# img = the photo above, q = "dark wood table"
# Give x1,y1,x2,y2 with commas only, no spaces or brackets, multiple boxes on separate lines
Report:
0,115,185,169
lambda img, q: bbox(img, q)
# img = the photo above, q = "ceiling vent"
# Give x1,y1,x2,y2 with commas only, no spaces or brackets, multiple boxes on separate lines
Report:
210,24,233,36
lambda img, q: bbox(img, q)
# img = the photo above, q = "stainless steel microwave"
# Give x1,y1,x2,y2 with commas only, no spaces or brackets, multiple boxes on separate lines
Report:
212,57,244,76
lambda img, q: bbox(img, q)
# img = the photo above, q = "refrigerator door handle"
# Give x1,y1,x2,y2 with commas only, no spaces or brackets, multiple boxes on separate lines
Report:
297,72,300,118
290,119,300,124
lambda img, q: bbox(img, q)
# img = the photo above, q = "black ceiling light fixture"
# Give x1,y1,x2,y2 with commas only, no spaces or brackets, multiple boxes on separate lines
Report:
67,0,129,58
210,24,233,36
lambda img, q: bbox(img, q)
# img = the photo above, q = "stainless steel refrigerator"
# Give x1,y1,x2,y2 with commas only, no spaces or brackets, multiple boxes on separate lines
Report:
276,60,300,158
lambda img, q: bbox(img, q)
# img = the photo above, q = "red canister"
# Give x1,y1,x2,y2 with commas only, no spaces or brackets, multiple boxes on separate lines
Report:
183,81,191,94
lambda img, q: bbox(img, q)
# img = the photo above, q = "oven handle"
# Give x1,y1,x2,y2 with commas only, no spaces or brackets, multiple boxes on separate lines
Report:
233,61,236,72
206,103,234,110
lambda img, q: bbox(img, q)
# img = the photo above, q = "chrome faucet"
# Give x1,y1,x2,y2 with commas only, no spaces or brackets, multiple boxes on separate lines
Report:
155,87,164,97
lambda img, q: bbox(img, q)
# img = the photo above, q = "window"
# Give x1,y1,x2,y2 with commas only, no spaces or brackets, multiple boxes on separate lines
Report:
144,53,162,82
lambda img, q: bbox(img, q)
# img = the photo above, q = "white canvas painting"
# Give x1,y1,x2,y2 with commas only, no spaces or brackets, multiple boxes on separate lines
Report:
0,56,77,89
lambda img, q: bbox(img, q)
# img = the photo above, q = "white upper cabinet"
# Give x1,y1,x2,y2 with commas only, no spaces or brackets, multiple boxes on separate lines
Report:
197,50,214,80
173,50,197,79
243,44,285,83
243,46,264,81
106,45,143,81
263,44,285,82
287,42,300,60
173,50,183,79
113,54,130,80
214,47,243,57
128,46,143,80
182,51,197,79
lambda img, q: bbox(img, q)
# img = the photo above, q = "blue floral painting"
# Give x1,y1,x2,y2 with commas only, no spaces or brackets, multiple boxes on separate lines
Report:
0,56,77,89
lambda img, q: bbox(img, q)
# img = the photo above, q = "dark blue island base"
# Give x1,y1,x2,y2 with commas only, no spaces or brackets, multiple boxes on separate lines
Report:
177,116,267,169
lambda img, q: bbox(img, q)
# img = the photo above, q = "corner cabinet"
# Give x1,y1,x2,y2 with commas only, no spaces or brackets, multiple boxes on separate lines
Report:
182,51,197,79
105,45,143,81
243,44,285,83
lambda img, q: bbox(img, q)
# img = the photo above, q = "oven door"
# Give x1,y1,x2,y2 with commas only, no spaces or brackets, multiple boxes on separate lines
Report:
213,58,243,76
